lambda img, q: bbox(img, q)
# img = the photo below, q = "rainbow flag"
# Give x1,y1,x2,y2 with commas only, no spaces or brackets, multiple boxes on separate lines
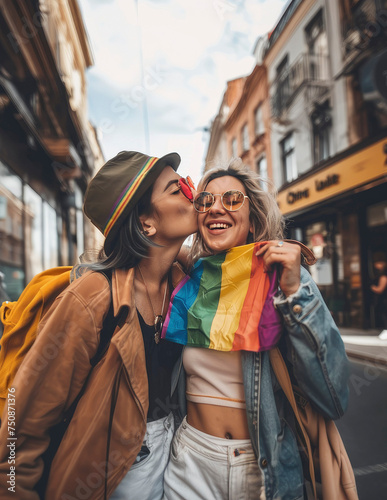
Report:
161,242,282,351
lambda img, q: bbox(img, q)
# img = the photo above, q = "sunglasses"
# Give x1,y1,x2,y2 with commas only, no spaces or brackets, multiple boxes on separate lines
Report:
178,176,196,201
193,190,250,213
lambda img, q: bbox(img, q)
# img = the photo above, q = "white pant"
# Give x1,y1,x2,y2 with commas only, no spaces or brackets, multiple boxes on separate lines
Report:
110,412,174,500
163,417,265,500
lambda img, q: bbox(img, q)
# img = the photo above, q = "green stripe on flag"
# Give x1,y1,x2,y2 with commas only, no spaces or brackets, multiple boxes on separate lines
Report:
187,252,227,347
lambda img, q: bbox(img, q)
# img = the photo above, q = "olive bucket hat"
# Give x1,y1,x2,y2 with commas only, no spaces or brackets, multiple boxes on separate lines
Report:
84,151,181,255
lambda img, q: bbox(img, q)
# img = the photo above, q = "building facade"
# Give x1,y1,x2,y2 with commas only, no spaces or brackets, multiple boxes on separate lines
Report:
224,66,273,186
0,0,104,300
265,0,387,329
204,67,273,189
204,0,387,330
204,93,229,171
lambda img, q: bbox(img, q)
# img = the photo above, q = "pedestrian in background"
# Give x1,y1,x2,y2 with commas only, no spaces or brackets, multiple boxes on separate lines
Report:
370,259,387,339
0,151,197,499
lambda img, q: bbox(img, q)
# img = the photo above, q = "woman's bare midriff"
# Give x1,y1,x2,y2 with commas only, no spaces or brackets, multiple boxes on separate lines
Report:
187,400,250,439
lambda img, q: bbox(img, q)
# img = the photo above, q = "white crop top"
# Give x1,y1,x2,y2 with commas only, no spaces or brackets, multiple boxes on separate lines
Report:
183,347,246,409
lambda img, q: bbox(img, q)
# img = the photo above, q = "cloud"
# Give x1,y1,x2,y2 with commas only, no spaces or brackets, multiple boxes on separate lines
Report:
79,0,288,173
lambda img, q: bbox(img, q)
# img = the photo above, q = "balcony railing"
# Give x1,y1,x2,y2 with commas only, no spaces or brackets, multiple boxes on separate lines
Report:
271,53,330,118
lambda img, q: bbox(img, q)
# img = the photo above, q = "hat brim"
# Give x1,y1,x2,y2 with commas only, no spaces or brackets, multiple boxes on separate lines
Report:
104,152,181,255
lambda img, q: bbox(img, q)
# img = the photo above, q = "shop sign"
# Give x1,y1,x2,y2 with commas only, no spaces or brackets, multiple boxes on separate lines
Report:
315,174,340,191
286,189,309,204
278,138,387,215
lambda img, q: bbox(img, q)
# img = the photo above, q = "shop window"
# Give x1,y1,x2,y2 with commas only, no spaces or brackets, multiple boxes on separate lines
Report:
241,124,249,152
0,161,22,200
24,185,44,279
0,162,24,300
281,133,297,183
255,105,265,136
43,202,59,270
305,222,333,285
341,213,363,327
367,201,387,329
367,201,387,228
0,264,24,303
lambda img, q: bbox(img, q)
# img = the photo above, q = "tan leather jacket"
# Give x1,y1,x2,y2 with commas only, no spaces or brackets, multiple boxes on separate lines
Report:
0,264,185,499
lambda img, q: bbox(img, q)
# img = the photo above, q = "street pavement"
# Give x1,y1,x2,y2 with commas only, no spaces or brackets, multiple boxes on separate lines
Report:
336,358,387,499
336,328,387,499
340,327,387,367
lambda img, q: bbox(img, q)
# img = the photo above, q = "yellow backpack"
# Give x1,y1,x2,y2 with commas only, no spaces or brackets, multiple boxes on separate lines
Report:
0,267,73,415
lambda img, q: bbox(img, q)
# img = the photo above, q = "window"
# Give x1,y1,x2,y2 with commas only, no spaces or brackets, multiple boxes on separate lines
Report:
311,101,331,164
24,185,44,277
256,156,268,191
74,185,85,258
276,55,290,111
231,138,238,157
305,10,325,54
43,202,59,270
0,163,24,299
281,133,297,182
0,162,23,268
242,124,249,152
305,9,328,80
255,105,265,136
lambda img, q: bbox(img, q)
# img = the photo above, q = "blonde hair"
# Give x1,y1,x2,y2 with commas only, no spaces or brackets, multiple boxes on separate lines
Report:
190,158,285,260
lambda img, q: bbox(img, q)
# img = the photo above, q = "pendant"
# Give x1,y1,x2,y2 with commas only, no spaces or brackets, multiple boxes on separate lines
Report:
154,314,163,344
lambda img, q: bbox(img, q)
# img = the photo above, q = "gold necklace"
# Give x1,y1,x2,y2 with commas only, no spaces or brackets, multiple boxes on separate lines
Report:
136,265,169,344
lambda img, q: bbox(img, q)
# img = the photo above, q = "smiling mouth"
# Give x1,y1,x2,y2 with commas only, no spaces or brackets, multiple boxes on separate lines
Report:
208,223,231,230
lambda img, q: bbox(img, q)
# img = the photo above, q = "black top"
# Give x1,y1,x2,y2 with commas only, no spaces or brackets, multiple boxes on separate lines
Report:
373,272,387,305
137,310,182,422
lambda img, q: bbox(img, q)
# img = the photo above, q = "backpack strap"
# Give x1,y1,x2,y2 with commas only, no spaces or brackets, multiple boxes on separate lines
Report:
269,347,317,500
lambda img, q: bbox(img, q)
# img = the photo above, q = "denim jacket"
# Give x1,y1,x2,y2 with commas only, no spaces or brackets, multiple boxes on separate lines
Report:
242,266,349,499
172,266,350,500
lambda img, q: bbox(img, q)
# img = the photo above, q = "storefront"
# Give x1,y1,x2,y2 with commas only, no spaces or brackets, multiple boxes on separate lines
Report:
277,136,387,329
0,159,86,301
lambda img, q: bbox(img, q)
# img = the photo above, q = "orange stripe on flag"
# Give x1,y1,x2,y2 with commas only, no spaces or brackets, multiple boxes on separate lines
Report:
232,243,267,351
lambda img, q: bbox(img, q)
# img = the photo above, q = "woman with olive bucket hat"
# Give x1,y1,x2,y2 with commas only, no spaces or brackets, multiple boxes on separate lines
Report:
0,151,198,500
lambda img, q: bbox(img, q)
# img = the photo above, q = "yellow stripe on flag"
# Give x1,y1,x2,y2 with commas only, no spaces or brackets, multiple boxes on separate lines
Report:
209,245,254,350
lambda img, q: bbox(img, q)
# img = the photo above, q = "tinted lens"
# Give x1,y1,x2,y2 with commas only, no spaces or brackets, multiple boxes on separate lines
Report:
222,190,245,211
194,192,214,212
178,178,193,200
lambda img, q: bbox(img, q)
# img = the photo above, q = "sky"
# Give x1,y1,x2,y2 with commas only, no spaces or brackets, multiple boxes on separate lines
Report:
78,0,288,184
